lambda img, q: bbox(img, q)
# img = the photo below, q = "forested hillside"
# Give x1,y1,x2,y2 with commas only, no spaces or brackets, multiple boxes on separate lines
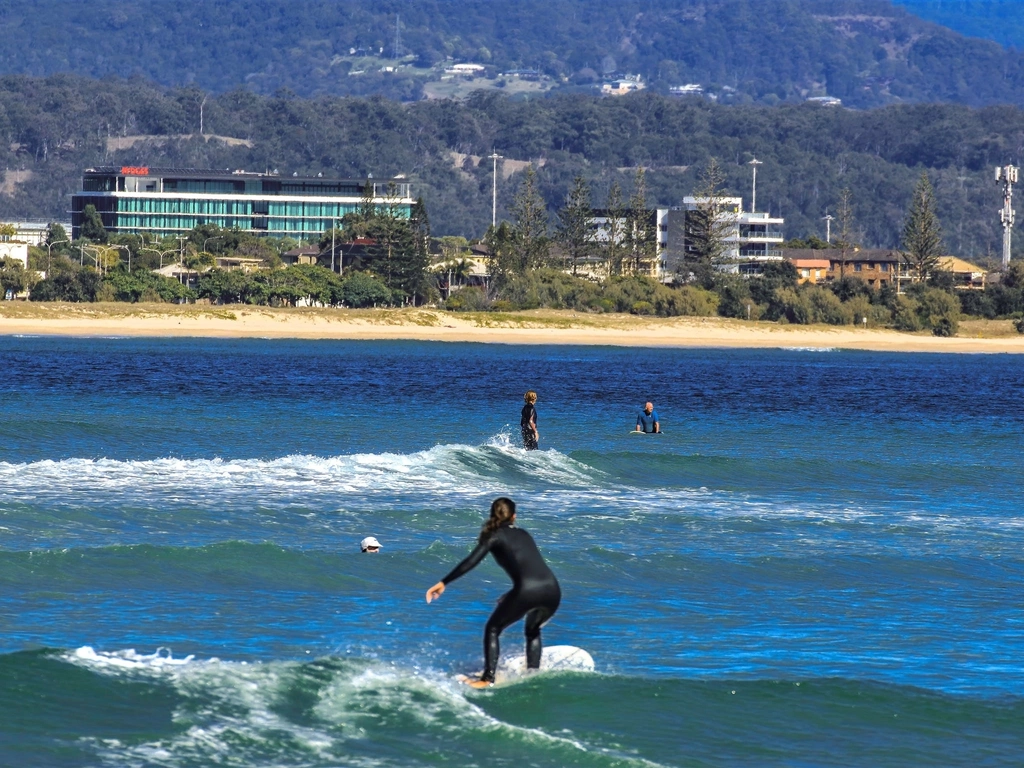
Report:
6,0,1024,107
896,0,1024,49
3,75,1023,258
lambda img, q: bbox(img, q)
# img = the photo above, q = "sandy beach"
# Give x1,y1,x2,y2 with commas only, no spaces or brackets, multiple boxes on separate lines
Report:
2,302,1024,352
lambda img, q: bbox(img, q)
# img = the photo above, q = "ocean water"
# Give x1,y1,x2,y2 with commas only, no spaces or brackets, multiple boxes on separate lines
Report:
1,336,1023,767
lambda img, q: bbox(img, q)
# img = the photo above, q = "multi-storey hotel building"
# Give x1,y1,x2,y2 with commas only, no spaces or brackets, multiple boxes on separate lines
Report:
70,166,413,240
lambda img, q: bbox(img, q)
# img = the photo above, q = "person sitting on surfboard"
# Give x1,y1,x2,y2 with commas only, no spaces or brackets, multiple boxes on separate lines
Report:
425,497,561,688
635,402,660,433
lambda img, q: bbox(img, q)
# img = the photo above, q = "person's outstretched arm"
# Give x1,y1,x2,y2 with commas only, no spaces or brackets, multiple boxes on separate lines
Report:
426,537,492,603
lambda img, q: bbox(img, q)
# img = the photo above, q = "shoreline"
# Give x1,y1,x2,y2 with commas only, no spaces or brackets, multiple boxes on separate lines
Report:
2,303,1024,353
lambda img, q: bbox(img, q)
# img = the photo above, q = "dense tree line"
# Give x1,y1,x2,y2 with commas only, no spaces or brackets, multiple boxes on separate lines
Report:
5,75,1024,258
7,0,1024,108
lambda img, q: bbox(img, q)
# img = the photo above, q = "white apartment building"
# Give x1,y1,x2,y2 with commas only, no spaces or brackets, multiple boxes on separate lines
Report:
584,208,669,279
679,197,784,274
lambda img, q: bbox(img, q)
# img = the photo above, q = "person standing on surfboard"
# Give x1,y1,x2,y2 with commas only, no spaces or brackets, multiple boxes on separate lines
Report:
425,497,561,688
635,401,660,433
521,390,539,450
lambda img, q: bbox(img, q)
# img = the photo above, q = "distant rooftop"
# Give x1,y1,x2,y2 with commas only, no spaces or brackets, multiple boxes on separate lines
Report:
82,166,393,183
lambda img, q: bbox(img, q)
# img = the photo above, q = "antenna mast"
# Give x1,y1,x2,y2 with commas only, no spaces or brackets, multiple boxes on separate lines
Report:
996,164,1018,269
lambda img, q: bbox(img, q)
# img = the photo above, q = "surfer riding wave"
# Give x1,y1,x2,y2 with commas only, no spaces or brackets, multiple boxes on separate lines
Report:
426,497,561,687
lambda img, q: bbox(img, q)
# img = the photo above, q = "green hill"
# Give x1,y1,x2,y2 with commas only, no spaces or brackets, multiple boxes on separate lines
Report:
6,0,1024,107
1,74,1021,259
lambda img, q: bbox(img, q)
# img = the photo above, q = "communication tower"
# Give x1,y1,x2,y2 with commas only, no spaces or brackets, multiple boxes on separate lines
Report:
996,164,1019,269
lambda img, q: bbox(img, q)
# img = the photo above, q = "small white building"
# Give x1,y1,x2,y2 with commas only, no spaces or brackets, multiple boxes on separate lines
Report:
3,221,60,246
601,75,645,96
669,84,704,96
445,63,486,76
806,96,842,107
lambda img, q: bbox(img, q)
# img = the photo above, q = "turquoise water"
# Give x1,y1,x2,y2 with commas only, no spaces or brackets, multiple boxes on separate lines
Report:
1,337,1022,766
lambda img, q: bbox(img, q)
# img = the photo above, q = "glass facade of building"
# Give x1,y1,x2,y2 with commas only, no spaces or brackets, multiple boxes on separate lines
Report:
71,167,413,240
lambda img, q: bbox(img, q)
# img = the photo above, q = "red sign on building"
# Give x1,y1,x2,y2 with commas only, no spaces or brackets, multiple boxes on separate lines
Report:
120,166,150,176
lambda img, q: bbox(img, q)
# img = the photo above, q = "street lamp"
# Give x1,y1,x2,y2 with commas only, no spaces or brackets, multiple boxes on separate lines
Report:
488,151,503,228
45,239,68,275
111,244,131,272
140,247,177,269
81,245,101,271
204,236,223,254
329,220,346,276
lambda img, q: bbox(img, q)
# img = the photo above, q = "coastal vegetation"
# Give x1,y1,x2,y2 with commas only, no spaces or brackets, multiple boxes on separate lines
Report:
2,75,1024,253
13,155,1007,338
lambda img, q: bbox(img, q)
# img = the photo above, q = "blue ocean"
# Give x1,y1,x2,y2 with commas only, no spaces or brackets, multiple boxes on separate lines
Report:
1,336,1022,767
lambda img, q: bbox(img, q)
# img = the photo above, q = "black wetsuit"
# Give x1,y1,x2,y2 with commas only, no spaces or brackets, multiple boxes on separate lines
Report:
521,403,538,450
441,523,561,682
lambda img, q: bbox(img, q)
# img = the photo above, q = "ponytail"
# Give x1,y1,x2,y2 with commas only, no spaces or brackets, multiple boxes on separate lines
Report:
479,497,516,543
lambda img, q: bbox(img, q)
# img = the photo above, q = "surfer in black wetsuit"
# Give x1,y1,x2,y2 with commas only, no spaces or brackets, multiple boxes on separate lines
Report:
426,497,561,688
521,390,539,450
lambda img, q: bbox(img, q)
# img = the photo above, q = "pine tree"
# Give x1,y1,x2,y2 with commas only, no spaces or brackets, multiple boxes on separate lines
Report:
902,172,943,282
359,177,377,221
683,158,733,280
603,181,627,276
834,188,856,279
556,175,595,276
365,182,412,302
80,204,108,243
509,166,549,272
485,221,516,289
403,196,431,303
626,167,657,276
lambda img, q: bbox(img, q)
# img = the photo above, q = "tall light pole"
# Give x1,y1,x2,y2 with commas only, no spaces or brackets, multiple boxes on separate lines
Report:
488,151,502,228
111,244,131,272
330,220,345,275
996,164,1019,269
176,236,188,285
204,236,223,254
748,157,762,213
45,239,68,275
822,214,833,244
140,247,176,268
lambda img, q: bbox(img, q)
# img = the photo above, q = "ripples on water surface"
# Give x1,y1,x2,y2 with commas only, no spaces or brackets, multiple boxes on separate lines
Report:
1,337,1023,766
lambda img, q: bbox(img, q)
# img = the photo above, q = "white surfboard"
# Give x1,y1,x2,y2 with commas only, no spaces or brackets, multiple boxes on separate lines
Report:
457,645,595,686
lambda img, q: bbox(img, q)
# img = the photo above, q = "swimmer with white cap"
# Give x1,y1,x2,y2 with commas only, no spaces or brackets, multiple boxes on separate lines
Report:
360,536,382,553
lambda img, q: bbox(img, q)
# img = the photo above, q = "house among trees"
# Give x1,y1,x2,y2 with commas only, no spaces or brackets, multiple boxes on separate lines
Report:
669,84,704,96
445,63,486,77
281,246,321,266
787,255,831,285
936,256,989,289
600,75,645,95
781,249,989,290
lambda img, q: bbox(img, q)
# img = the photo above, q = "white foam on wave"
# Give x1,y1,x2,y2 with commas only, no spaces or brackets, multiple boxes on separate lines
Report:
0,434,603,507
66,646,663,768
781,346,840,353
